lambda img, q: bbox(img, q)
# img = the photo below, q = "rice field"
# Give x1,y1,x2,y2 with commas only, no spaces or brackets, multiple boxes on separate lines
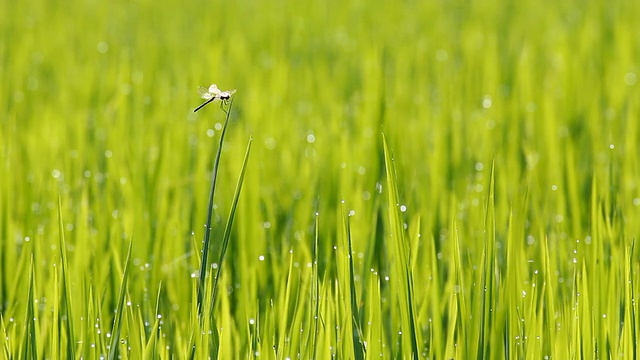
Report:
1,0,640,358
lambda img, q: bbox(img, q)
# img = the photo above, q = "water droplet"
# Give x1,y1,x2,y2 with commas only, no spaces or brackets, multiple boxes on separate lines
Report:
482,95,492,109
97,42,108,53
625,72,637,86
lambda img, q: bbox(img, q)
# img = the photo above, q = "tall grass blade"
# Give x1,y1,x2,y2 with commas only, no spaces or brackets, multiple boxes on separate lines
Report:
209,136,253,315
1,315,10,358
275,250,295,358
107,239,133,360
197,99,235,315
0,189,6,315
381,133,420,358
344,212,365,360
57,198,76,359
478,160,497,359
51,264,59,358
20,257,38,360
306,209,321,360
143,283,163,360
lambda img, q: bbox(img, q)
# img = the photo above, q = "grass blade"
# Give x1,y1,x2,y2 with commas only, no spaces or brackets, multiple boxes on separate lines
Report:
20,257,38,360
344,211,365,360
478,160,497,359
209,136,253,315
197,99,236,315
57,198,76,359
381,133,420,358
107,239,133,360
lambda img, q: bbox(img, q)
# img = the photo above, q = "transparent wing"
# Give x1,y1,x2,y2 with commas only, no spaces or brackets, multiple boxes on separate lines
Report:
208,84,222,95
198,86,214,100
224,89,237,96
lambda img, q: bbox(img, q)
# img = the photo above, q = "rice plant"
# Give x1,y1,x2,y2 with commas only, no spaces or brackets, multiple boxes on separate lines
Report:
1,0,640,358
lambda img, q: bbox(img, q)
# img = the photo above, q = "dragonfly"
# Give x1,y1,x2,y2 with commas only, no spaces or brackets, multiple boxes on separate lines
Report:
193,84,237,112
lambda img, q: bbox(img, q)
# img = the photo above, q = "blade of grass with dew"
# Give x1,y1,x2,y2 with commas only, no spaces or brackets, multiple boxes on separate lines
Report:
425,231,443,358
577,262,594,357
246,303,256,359
51,261,59,358
1,314,10,358
450,219,469,358
540,231,560,357
205,136,252,358
129,304,146,359
289,264,310,359
263,297,276,359
381,132,421,358
523,266,543,360
143,283,163,360
196,99,236,315
107,239,133,360
209,136,252,314
504,209,520,359
123,299,143,360
359,192,383,320
313,273,331,359
19,257,38,360
302,210,320,360
335,204,354,358
187,276,201,360
190,268,218,360
477,160,497,359
364,271,384,359
444,279,459,359
623,241,637,359
344,210,365,360
274,248,295,359
0,187,7,319
80,282,94,359
57,198,76,359
7,229,32,333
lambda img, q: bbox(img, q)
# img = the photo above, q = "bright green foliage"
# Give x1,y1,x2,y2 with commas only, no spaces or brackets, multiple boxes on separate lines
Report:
1,0,640,358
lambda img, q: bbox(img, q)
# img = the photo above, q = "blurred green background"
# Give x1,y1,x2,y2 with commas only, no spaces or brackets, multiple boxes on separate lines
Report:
2,0,640,357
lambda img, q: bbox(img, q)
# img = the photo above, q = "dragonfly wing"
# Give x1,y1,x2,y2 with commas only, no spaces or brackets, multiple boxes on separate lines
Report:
198,86,214,100
208,84,221,95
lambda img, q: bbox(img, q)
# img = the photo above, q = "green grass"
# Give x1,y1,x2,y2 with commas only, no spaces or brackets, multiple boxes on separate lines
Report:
2,0,640,358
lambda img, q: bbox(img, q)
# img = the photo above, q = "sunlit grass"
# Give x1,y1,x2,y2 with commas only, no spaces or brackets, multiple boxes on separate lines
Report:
1,0,640,358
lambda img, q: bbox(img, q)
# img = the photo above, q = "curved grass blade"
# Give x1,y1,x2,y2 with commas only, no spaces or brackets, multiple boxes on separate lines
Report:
477,160,496,359
381,133,420,358
20,257,38,360
143,283,163,360
57,198,76,359
51,263,59,357
209,136,253,316
107,239,133,360
306,209,320,360
197,98,235,315
343,209,365,360
1,315,10,358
